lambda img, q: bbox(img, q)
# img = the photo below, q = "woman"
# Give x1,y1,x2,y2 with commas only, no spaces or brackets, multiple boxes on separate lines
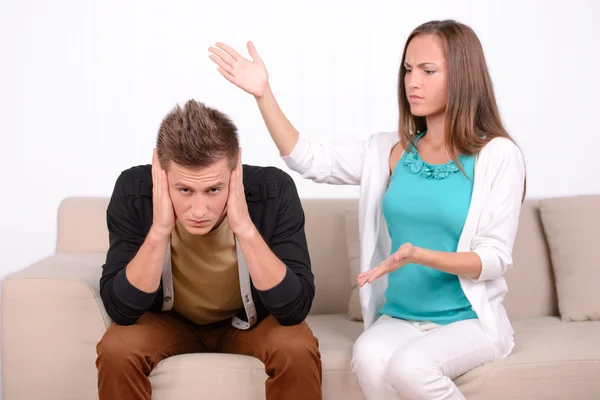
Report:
209,19,525,400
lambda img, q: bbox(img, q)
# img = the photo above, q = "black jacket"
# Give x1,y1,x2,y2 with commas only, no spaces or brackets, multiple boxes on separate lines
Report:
99,164,314,327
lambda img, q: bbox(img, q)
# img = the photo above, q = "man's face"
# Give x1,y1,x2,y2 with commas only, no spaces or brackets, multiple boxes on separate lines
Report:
166,157,232,235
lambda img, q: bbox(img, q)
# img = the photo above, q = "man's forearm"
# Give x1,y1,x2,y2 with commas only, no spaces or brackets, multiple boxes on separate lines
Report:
236,225,287,291
124,228,169,293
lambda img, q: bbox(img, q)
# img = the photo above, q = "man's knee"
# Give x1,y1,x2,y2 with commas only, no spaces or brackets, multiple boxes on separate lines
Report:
96,324,145,369
268,322,321,367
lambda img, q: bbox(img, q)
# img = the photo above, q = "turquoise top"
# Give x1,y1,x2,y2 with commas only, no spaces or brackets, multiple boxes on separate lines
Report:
379,135,478,324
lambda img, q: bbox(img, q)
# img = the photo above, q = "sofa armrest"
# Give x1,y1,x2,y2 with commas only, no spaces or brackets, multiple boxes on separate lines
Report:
2,253,110,400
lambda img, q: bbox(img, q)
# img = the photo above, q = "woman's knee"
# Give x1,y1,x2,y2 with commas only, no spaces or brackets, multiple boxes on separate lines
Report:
351,332,387,376
385,347,439,395
351,334,370,372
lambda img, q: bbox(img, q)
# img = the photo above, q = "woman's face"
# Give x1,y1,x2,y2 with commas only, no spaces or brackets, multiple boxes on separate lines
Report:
404,34,448,118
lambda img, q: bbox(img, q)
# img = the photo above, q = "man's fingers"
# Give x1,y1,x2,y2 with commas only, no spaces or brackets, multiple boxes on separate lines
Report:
161,169,170,194
237,148,243,182
152,149,157,188
229,168,237,196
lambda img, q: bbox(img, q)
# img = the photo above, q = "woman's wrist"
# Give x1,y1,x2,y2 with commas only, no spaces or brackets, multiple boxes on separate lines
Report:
254,82,272,100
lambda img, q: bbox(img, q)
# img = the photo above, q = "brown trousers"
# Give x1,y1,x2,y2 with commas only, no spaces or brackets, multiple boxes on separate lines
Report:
96,312,322,400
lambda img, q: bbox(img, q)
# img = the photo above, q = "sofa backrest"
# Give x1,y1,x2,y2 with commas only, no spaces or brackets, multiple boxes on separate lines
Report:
57,197,111,254
55,197,357,315
56,197,559,319
503,200,559,318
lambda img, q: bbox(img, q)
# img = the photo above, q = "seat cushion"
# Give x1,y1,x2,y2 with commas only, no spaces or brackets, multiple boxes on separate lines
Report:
456,317,600,399
305,314,365,399
149,314,365,400
151,315,600,400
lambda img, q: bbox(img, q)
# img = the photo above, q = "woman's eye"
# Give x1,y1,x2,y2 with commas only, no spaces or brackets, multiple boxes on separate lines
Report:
426,70,435,75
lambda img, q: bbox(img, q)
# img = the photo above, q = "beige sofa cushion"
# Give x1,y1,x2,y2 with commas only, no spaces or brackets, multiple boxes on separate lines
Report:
457,317,600,399
503,200,558,318
56,197,110,253
301,199,357,315
539,195,600,322
344,208,362,321
153,315,600,400
150,315,365,400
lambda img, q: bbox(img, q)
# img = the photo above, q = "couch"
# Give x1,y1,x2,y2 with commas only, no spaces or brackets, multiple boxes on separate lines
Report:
3,196,600,399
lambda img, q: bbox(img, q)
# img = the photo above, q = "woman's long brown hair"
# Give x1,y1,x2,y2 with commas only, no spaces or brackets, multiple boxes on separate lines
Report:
397,20,525,197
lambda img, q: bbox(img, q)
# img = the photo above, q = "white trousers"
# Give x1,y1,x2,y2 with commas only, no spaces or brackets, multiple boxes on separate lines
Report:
351,315,496,400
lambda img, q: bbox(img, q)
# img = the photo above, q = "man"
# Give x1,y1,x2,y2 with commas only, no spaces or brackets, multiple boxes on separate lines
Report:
96,99,321,400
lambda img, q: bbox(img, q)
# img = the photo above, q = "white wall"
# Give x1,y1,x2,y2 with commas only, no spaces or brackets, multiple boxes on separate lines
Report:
0,0,599,395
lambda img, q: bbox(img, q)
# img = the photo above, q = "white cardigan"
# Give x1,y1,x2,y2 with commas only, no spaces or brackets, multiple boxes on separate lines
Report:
282,131,526,359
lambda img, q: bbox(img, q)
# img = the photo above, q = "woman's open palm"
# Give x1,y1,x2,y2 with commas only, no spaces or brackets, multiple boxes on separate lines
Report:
208,41,269,97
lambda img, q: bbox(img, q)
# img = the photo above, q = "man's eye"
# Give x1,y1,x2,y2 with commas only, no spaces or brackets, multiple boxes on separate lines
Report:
179,188,191,194
209,188,221,194
426,70,435,75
